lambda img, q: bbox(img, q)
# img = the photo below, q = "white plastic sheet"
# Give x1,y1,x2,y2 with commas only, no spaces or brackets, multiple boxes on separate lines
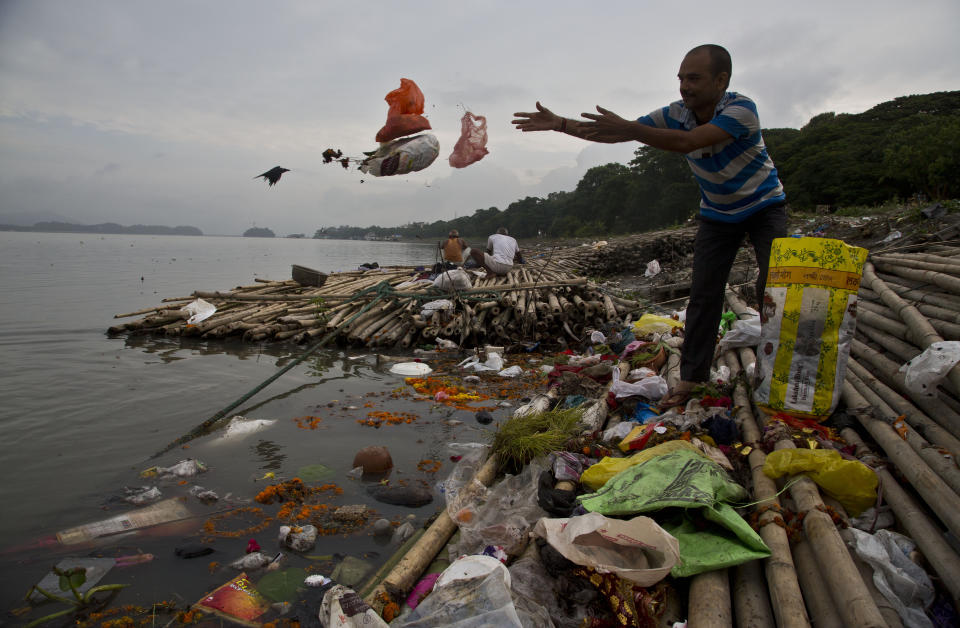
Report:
433,268,472,290
644,259,661,277
459,353,504,372
390,362,433,376
609,364,667,400
899,340,960,397
717,308,762,351
846,528,934,628
498,365,523,377
421,299,454,318
181,298,217,325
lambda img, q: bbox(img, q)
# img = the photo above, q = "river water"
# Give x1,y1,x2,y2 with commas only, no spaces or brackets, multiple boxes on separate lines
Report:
0,231,501,615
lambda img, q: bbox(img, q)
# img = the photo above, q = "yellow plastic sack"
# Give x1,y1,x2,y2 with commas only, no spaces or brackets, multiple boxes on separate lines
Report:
581,441,700,491
754,237,867,420
633,314,684,336
763,448,877,516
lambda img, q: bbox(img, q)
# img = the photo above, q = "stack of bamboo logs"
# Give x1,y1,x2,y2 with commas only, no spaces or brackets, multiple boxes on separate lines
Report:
109,257,644,349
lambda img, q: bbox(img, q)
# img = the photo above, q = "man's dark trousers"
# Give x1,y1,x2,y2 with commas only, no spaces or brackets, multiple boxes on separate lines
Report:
680,203,787,383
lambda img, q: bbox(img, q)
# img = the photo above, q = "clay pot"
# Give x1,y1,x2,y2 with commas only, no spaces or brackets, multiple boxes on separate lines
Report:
631,342,667,371
353,446,393,474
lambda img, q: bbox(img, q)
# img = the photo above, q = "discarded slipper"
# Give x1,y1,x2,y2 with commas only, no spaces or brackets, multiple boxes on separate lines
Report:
658,381,698,410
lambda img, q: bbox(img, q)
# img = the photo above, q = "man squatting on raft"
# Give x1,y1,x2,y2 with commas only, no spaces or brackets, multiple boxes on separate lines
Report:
469,227,523,276
512,44,786,408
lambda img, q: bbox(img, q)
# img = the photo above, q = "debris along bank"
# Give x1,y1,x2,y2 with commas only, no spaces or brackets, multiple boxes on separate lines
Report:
73,206,957,626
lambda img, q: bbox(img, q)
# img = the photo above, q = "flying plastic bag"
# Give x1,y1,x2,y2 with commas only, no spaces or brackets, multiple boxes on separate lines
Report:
449,111,489,168
899,340,960,397
361,134,439,177
763,448,877,516
754,237,867,420
375,78,432,143
531,512,680,586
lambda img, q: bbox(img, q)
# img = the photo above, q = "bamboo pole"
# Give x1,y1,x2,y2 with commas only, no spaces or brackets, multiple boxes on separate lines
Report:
841,381,960,538
365,455,499,611
840,426,960,609
872,258,960,294
851,338,960,438
688,569,732,628
729,362,809,628
773,438,886,628
847,358,960,458
732,560,775,628
789,538,844,628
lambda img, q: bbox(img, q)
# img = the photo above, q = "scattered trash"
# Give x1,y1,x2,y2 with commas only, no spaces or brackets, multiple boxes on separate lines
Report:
180,298,217,325
124,485,161,505
188,485,219,503
28,557,116,603
279,524,318,552
390,361,433,376
644,259,661,277
57,498,193,546
220,415,277,441
899,340,960,397
230,551,272,571
194,572,272,625
881,230,903,243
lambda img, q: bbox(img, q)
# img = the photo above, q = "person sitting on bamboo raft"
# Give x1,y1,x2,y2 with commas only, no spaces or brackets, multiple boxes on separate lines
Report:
469,227,522,276
513,44,787,409
439,229,469,265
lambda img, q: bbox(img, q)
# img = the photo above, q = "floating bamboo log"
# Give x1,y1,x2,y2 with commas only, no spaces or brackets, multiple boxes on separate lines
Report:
687,569,732,628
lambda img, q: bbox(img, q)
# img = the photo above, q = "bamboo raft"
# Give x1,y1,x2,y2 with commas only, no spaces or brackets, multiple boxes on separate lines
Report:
109,255,646,348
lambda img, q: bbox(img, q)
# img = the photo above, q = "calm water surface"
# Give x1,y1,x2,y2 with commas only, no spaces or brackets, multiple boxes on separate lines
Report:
0,231,494,612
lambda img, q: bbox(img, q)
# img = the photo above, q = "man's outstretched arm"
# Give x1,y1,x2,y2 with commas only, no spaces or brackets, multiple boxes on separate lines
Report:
513,102,731,153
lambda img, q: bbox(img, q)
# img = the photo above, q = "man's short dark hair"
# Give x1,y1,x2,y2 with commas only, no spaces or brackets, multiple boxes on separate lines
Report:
497,227,508,235
688,44,732,89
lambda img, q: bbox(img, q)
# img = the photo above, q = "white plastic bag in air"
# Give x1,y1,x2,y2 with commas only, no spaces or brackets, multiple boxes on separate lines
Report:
644,259,661,277
899,341,960,397
360,134,439,177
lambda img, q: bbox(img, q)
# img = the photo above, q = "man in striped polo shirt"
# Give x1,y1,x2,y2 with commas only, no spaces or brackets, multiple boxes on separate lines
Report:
513,44,786,407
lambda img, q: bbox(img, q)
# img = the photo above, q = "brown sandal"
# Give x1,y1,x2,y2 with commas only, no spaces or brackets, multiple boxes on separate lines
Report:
658,381,698,410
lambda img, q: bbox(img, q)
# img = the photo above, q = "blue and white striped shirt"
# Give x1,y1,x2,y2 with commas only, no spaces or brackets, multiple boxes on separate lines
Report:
638,92,785,223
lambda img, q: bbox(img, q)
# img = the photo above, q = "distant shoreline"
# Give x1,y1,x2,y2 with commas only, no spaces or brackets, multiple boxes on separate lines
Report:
0,221,203,236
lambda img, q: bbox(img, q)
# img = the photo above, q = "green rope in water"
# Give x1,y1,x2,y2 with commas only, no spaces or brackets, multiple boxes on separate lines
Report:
151,286,390,458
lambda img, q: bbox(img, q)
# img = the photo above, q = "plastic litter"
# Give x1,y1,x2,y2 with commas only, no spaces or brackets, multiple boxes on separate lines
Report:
219,415,276,441
459,352,504,372
375,78,431,143
390,362,433,376
881,230,903,243
361,133,439,177
609,365,667,400
716,310,761,351
180,298,217,325
125,485,161,505
435,554,512,589
278,524,318,552
321,584,389,627
153,459,207,478
498,365,524,377
633,314,684,335
448,111,489,168
899,340,960,397
421,299,454,318
846,528,935,628
763,448,877,516
391,568,527,628
28,557,116,602
230,551,272,570
57,497,193,545
434,268,472,290
532,512,680,586
194,573,272,625
644,259,661,277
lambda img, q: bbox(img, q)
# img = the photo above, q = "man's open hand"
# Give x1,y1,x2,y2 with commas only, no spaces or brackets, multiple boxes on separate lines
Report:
512,101,560,132
579,106,638,142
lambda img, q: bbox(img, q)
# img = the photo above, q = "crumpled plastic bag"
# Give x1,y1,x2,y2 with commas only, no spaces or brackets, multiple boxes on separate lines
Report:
421,299,454,318
375,78,432,143
531,512,680,586
498,365,524,377
763,448,877,516
609,364,667,400
392,569,527,627
181,298,217,325
449,111,489,168
321,584,389,627
846,528,935,628
644,260,661,277
578,448,770,577
633,314,683,335
451,459,549,558
459,352,504,372
899,340,960,397
361,134,439,177
433,268,472,291
716,309,762,351
580,440,703,491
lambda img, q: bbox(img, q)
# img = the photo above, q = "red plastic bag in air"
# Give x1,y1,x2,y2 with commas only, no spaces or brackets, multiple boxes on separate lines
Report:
448,111,489,168
375,78,432,143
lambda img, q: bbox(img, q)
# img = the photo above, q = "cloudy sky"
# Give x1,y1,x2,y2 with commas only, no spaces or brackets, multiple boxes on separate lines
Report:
1,1,957,235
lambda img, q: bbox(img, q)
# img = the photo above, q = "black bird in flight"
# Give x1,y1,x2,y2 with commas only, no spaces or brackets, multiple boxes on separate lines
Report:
254,166,290,186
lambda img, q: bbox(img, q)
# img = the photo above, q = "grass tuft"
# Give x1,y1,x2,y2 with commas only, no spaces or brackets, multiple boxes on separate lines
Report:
491,407,583,468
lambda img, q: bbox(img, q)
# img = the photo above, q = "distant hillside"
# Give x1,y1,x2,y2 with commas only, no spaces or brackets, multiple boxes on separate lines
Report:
0,221,203,235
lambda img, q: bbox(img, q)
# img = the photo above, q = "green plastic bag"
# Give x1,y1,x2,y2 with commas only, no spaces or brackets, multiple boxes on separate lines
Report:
578,449,770,577
763,448,877,516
